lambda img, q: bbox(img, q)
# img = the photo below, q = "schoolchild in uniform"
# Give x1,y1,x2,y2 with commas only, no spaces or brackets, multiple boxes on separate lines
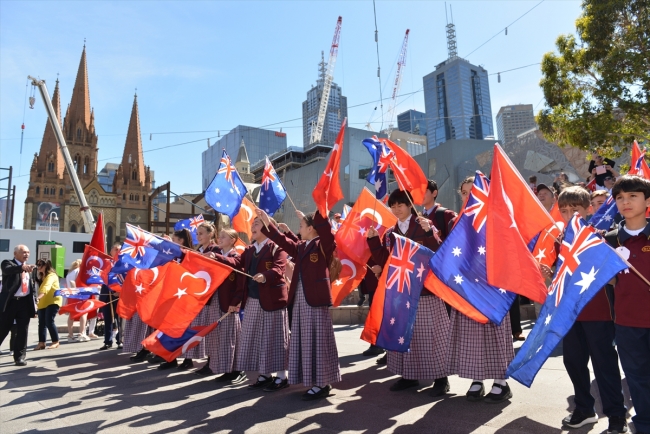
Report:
606,176,650,434
553,186,627,432
366,189,452,397
207,228,246,385
258,208,341,400
212,216,290,392
445,178,515,404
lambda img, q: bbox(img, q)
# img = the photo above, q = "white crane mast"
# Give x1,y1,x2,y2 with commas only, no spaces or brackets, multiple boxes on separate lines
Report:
385,29,410,136
309,16,342,146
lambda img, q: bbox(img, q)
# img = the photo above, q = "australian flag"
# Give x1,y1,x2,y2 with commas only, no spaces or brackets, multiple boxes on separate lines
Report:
112,224,182,273
373,234,435,352
174,214,204,245
429,171,516,324
507,215,628,387
362,137,393,200
259,157,286,216
588,195,618,231
205,149,248,220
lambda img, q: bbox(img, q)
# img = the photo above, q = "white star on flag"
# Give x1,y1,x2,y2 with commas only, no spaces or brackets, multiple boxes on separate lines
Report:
477,246,486,255
544,314,552,326
416,263,426,280
324,169,333,178
215,188,220,193
358,226,367,236
406,301,410,309
398,337,405,345
135,284,144,294
390,317,395,325
230,188,234,194
603,215,612,222
454,275,463,284
375,179,383,190
535,248,546,262
333,279,343,286
216,202,221,208
575,266,599,294
174,288,187,299
452,247,462,257
163,248,172,255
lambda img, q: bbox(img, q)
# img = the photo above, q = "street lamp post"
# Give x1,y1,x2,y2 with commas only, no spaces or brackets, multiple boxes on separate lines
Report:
48,211,58,242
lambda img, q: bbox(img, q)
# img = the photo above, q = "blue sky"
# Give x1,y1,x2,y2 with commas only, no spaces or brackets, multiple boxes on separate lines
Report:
0,0,582,229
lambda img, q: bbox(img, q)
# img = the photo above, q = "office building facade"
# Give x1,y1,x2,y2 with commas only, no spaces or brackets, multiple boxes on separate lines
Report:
496,104,536,145
397,110,427,136
423,57,494,149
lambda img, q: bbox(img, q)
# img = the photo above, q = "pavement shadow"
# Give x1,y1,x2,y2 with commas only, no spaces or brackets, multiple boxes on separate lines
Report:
493,416,562,433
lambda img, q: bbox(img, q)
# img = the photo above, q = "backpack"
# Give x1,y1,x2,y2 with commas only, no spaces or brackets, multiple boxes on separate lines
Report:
433,206,449,239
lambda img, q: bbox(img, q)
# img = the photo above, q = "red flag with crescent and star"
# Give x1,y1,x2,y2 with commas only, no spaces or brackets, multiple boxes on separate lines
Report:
59,299,106,321
232,197,255,242
335,187,397,266
138,252,232,338
330,249,367,307
312,118,346,218
75,245,113,289
89,213,106,254
383,138,428,205
118,267,167,320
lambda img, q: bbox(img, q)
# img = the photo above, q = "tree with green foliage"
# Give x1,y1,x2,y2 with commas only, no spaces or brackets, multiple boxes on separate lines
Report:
537,0,649,155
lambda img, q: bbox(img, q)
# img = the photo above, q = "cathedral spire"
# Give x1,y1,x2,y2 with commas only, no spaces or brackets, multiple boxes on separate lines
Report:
64,45,92,139
120,93,146,185
35,77,64,177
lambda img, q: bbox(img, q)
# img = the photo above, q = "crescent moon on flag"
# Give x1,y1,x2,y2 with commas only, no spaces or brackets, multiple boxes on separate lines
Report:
180,272,195,284
359,208,383,230
133,268,140,279
75,301,94,313
235,245,245,253
340,259,357,280
87,256,104,269
241,203,254,222
192,271,212,295
150,267,159,285
181,335,204,354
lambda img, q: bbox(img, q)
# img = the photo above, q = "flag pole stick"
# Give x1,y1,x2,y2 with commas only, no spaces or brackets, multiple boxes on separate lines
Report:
623,260,650,288
216,311,230,322
285,191,299,213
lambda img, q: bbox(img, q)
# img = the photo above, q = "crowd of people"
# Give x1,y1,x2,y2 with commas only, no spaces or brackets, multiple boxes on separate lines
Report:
0,152,649,433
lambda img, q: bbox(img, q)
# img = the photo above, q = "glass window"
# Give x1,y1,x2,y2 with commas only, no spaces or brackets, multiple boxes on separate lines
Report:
358,166,373,180
344,164,350,181
0,239,9,252
72,241,87,253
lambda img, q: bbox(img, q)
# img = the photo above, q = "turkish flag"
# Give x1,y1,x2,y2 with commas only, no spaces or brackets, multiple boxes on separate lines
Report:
90,213,106,254
143,323,219,363
232,197,255,242
118,267,166,320
76,245,113,288
383,138,428,205
330,249,367,307
59,299,106,321
139,253,232,338
630,140,650,179
335,187,397,265
313,118,346,218
233,238,247,255
486,144,553,303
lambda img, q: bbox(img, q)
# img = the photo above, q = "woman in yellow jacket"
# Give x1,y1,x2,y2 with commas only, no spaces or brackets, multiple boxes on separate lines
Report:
34,260,62,350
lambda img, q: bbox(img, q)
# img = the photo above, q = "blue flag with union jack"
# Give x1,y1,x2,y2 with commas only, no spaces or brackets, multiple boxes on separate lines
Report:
372,233,435,352
174,214,204,245
112,223,182,273
204,149,248,219
258,157,286,216
588,194,618,231
429,171,516,324
362,137,393,200
506,215,628,387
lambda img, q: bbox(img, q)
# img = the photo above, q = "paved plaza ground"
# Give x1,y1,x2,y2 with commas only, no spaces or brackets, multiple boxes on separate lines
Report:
0,317,637,433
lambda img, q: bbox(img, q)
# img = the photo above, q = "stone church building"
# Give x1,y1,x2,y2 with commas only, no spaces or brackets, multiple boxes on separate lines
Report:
23,46,152,245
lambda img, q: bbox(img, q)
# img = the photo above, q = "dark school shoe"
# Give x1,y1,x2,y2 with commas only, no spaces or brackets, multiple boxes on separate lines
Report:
302,384,332,401
484,383,513,403
130,349,150,362
466,382,485,402
389,378,419,392
230,372,248,385
147,354,165,364
376,353,387,365
362,345,385,356
194,364,214,376
429,378,450,397
264,377,289,392
15,359,27,367
248,375,273,390
215,373,233,382
99,344,113,350
158,360,178,370
562,409,598,429
606,415,628,433
177,359,194,370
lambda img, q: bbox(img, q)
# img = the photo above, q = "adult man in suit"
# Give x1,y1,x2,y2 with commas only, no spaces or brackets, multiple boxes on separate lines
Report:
0,245,38,366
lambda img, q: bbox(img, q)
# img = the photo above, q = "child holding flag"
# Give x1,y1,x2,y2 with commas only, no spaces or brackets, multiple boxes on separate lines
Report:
555,186,627,432
258,208,341,401
366,189,451,397
211,216,290,392
606,176,650,434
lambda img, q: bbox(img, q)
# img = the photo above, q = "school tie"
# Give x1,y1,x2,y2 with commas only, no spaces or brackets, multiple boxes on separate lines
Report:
21,272,30,295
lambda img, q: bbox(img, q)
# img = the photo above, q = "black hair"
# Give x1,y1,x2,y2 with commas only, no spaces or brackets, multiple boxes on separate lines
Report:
387,190,416,215
36,259,56,283
612,175,650,199
174,228,194,249
426,180,438,193
302,212,315,227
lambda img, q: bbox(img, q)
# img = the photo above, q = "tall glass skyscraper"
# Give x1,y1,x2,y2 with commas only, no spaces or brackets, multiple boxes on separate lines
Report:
423,58,493,149
397,110,427,136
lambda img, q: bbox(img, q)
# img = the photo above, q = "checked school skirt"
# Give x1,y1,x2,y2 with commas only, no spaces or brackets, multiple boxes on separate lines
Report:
207,304,241,374
123,313,151,353
235,297,289,374
446,309,514,380
288,279,341,387
387,295,450,380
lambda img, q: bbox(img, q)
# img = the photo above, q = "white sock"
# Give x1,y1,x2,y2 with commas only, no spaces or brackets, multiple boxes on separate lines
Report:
277,370,287,380
258,374,270,382
307,386,322,395
469,381,483,392
490,380,507,394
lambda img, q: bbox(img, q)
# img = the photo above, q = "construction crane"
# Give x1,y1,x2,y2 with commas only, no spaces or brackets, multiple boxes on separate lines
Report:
27,76,96,233
309,16,342,146
384,29,410,136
